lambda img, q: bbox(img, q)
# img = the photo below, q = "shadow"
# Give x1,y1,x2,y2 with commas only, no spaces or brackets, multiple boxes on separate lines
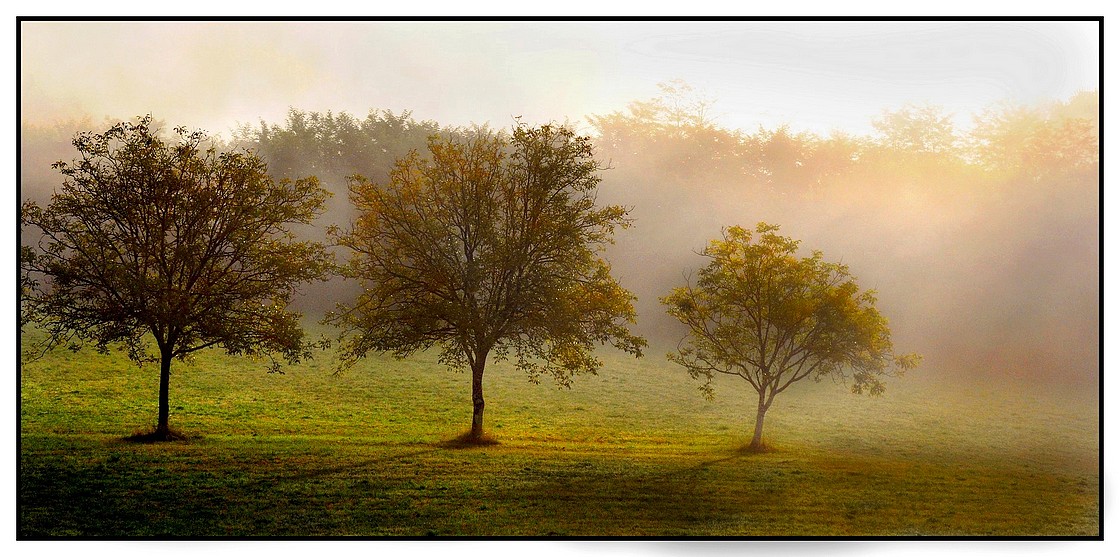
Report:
265,446,443,484
640,452,748,483
737,441,778,454
20,438,447,537
122,427,191,443
479,446,801,536
437,431,501,449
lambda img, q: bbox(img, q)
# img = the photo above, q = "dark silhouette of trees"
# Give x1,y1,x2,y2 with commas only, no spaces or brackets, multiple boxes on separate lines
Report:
329,123,646,440
21,116,333,440
233,108,446,205
663,223,920,451
230,109,450,315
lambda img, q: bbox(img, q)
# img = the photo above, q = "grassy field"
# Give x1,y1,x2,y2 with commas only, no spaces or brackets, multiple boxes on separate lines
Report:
18,333,1099,538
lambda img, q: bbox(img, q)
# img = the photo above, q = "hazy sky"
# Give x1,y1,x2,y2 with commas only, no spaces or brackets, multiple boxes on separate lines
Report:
20,20,1099,138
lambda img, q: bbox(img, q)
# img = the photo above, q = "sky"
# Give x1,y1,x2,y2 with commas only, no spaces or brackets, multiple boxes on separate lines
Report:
19,20,1100,139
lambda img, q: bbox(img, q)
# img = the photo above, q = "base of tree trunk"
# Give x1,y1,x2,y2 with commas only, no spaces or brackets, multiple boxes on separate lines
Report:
124,426,189,443
440,431,500,448
741,440,776,454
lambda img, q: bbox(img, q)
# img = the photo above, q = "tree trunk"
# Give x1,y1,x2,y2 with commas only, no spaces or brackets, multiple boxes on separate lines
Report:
470,354,487,440
748,393,768,451
155,347,172,438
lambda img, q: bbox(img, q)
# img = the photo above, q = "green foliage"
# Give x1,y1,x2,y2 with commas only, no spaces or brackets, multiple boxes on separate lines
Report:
21,116,333,431
331,124,646,381
663,223,920,445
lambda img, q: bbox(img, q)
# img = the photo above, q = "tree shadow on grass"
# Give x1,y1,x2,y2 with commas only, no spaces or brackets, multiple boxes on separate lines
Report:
123,427,190,443
261,433,506,486
737,440,779,454
19,440,454,536
481,449,790,535
437,431,501,449
265,447,444,484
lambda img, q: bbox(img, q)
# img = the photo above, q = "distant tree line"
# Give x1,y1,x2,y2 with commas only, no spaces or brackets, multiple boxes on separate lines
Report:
588,83,1098,380
589,80,1097,193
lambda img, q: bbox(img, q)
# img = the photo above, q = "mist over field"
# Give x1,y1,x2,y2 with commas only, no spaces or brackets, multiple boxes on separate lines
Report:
20,90,1100,392
18,20,1100,406
591,87,1099,390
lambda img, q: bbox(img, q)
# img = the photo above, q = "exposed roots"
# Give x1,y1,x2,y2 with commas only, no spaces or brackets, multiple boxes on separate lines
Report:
124,427,190,443
739,440,777,454
439,431,501,448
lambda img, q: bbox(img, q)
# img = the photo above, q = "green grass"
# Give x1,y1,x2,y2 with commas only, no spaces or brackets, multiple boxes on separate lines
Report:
19,334,1099,537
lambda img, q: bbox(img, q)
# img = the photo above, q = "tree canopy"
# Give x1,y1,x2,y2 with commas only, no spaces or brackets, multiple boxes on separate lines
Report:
21,116,333,439
662,223,920,450
330,123,646,439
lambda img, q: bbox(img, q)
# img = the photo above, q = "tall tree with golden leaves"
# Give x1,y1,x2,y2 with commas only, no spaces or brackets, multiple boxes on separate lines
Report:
330,124,646,440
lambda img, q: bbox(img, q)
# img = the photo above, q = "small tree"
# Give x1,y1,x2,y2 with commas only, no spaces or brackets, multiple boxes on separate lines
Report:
21,116,333,440
330,123,646,440
662,223,919,451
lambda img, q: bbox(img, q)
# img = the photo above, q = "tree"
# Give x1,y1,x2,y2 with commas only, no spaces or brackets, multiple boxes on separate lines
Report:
662,223,919,451
21,116,333,440
588,80,743,184
330,123,646,440
970,99,1098,177
872,104,960,157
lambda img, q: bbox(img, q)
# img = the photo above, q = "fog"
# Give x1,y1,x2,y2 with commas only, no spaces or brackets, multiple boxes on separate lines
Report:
20,21,1097,138
18,20,1100,390
590,87,1098,390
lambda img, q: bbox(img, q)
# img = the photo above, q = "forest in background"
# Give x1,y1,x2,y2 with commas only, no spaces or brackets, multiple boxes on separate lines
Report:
19,84,1100,389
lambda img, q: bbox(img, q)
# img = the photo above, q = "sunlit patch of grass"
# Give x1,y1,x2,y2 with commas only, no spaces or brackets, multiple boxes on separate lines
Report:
18,334,1099,537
